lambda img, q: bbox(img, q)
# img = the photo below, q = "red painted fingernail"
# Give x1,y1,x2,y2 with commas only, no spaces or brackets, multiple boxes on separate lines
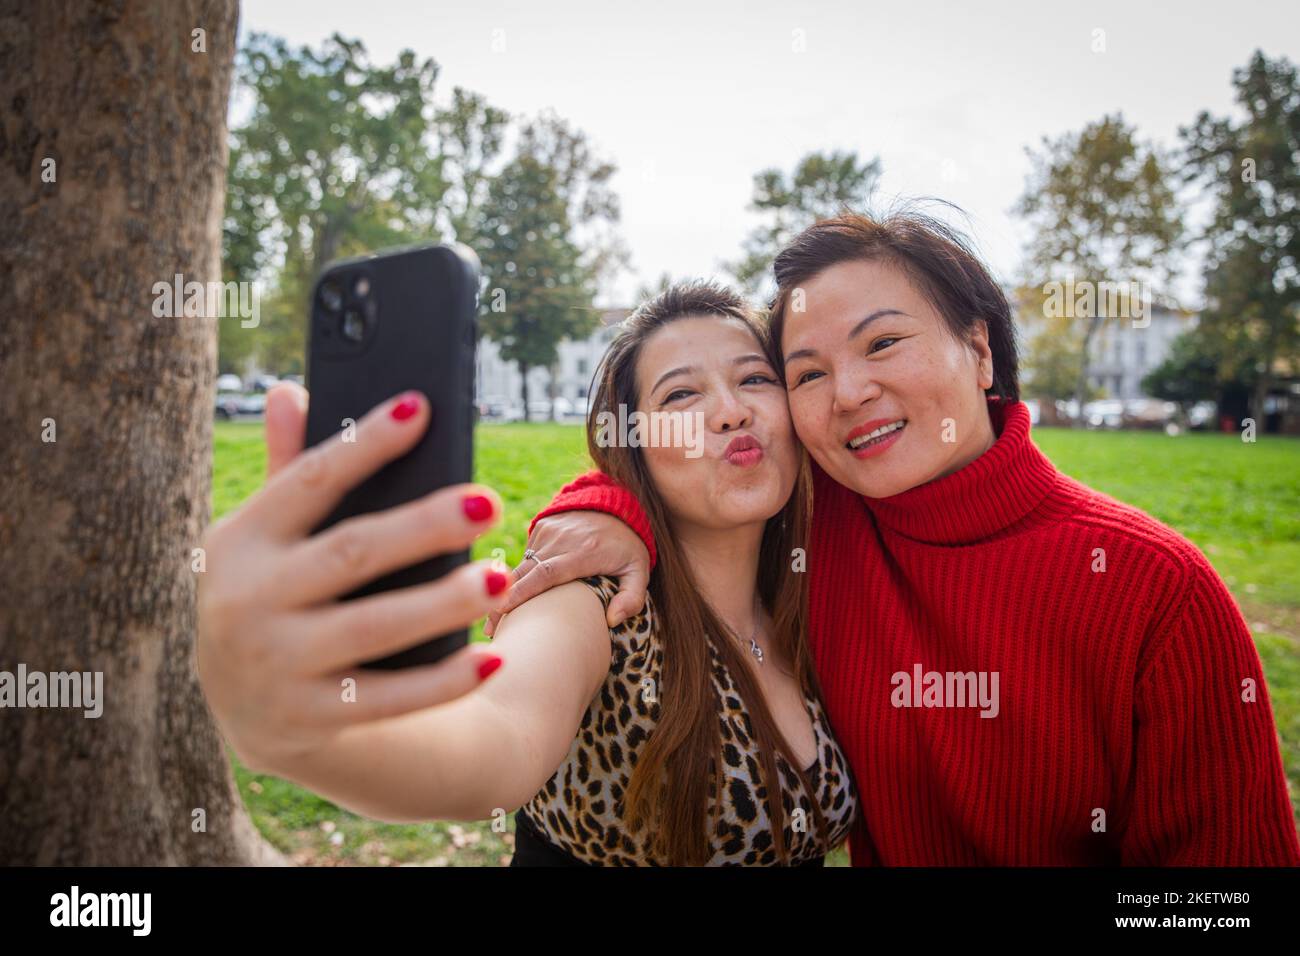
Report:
485,569,509,596
462,494,494,522
390,393,420,421
477,655,503,680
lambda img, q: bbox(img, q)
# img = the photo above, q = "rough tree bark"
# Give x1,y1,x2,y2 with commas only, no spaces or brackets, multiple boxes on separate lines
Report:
0,0,283,864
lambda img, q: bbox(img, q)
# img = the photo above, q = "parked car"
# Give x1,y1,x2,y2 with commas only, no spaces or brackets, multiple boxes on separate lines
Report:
216,373,243,392
215,392,242,420
1082,400,1125,429
1187,401,1216,429
237,394,267,415
478,396,524,422
1122,399,1177,429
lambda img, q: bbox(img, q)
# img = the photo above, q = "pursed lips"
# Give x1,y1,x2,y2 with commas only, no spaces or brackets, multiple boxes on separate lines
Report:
722,433,764,465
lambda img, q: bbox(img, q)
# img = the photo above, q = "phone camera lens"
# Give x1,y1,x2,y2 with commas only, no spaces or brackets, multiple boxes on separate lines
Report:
341,309,366,342
352,275,371,298
319,279,344,313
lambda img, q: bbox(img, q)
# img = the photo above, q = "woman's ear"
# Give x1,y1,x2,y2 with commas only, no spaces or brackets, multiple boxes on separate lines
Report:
969,320,994,391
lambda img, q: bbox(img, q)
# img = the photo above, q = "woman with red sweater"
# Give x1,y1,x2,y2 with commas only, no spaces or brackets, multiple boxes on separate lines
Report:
491,210,1300,866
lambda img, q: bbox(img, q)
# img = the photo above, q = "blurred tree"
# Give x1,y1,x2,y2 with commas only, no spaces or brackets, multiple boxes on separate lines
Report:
476,156,599,421
512,111,628,291
1181,51,1300,428
1022,319,1094,408
1014,115,1183,424
221,33,508,375
437,87,510,242
475,114,623,421
728,150,882,298
1142,327,1235,422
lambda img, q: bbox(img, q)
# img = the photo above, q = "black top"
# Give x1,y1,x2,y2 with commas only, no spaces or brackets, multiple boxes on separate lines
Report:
510,808,592,867
510,808,826,867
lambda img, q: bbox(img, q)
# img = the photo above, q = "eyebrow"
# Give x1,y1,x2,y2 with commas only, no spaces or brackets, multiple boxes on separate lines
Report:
783,309,909,367
650,353,771,395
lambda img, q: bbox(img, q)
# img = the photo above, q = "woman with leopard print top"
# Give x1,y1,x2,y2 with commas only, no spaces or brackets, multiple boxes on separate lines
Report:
496,281,857,865
511,573,856,865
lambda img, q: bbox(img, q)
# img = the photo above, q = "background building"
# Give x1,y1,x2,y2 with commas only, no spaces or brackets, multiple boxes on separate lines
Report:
1083,304,1196,401
475,308,630,419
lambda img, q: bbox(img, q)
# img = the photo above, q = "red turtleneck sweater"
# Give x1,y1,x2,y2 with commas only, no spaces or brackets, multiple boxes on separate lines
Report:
530,399,1300,865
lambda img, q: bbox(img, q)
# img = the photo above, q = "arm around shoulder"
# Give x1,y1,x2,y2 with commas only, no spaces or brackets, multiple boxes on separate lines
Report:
531,469,658,568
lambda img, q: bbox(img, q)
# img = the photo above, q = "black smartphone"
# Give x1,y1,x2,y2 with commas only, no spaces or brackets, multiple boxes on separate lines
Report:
304,242,479,669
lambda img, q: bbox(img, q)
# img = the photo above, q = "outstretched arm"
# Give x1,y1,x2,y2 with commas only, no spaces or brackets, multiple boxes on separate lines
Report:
199,383,613,825
272,580,612,822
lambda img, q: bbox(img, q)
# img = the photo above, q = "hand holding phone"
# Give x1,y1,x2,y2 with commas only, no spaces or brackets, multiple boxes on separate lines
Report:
196,385,511,776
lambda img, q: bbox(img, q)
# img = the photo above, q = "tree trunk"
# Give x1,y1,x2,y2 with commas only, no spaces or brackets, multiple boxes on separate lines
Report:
520,361,531,422
548,360,560,422
1251,369,1272,434
0,0,282,865
1071,314,1103,427
314,216,344,277
1251,325,1279,433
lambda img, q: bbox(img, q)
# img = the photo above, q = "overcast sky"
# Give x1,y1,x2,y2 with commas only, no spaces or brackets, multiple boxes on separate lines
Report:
241,0,1300,307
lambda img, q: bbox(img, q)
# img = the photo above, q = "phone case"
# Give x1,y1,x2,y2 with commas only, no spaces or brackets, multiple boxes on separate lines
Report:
305,242,479,669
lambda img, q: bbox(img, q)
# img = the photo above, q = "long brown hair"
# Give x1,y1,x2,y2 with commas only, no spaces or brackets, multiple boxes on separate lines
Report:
586,279,832,865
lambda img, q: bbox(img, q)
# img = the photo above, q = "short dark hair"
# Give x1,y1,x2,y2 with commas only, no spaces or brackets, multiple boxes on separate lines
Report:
768,207,1020,401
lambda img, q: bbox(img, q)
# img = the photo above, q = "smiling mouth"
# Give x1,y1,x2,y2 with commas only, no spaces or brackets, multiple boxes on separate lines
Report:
846,420,906,450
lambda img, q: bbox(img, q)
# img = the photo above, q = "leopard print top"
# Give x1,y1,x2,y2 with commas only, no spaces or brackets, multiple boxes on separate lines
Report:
514,575,858,866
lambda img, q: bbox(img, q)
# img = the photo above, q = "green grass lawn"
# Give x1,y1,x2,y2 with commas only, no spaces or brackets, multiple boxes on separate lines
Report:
212,420,1300,865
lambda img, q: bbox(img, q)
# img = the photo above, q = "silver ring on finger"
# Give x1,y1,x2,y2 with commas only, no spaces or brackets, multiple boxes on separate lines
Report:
522,548,540,565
